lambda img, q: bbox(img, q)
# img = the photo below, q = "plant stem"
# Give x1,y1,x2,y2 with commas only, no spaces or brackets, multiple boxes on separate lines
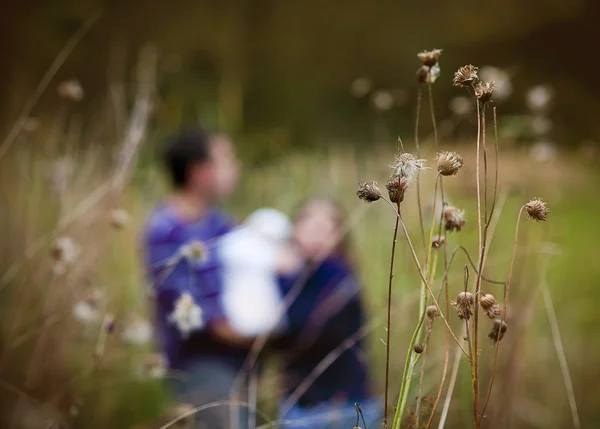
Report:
383,200,401,429
415,86,427,260
414,321,433,429
427,83,439,147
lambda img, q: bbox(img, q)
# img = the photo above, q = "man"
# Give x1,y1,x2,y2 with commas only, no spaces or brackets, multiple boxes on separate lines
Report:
143,128,247,428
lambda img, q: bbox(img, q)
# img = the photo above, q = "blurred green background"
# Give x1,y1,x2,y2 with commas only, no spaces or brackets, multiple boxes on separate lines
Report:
1,1,600,429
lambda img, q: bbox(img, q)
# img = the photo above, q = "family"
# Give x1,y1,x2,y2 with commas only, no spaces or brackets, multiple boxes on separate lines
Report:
142,128,381,428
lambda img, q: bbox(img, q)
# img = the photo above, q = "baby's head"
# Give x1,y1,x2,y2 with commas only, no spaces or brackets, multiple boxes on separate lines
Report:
244,208,292,243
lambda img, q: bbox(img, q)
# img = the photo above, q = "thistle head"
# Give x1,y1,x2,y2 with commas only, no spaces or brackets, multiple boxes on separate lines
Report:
443,205,466,232
417,65,440,84
479,293,502,319
436,151,464,176
426,305,441,320
431,235,446,249
386,176,409,204
453,65,479,87
488,319,508,343
525,198,549,221
356,181,382,203
475,80,495,104
451,291,474,320
417,49,442,67
390,153,428,182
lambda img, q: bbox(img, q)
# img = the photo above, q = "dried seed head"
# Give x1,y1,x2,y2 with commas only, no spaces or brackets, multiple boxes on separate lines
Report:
479,293,502,319
50,236,81,264
356,181,382,203
413,343,424,354
390,153,428,182
443,206,466,232
417,65,440,84
431,235,446,249
426,305,441,320
451,291,474,320
474,81,495,104
386,176,409,204
453,65,479,87
417,49,442,67
525,198,549,221
436,151,464,176
488,319,508,343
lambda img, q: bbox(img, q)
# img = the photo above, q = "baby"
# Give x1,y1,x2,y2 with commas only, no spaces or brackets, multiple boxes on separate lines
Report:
218,208,300,337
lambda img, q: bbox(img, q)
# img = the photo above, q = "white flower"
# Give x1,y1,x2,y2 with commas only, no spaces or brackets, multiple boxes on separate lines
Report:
390,153,428,182
141,353,167,379
121,316,153,345
51,237,81,264
526,85,553,112
479,66,512,101
110,208,130,229
179,240,209,265
349,77,372,98
169,293,204,338
57,79,84,101
73,300,100,324
371,90,394,111
449,96,473,117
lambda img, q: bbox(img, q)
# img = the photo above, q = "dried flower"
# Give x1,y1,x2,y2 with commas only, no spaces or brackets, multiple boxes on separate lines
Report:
417,64,440,84
386,176,409,204
431,235,446,249
356,181,382,203
479,66,512,101
50,236,81,264
474,81,495,104
436,151,464,176
390,153,428,182
488,319,508,343
442,206,466,232
169,293,204,338
57,79,84,101
417,49,442,67
479,293,502,319
121,315,153,345
525,198,549,221
451,291,474,320
426,305,440,320
453,64,479,87
142,353,168,379
413,343,424,354
110,209,130,229
179,240,209,265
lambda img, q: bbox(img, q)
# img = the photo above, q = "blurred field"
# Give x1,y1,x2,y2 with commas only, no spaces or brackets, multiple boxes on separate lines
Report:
1,113,600,428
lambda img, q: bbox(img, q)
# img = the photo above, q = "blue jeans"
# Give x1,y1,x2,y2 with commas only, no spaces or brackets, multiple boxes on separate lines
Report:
280,397,382,429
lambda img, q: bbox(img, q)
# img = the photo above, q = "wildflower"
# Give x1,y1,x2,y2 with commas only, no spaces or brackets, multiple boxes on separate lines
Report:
479,293,502,319
371,90,394,111
57,79,84,101
386,176,409,204
350,77,373,98
431,235,446,249
357,181,382,203
50,236,81,264
142,353,168,379
390,153,427,183
488,319,508,343
453,65,479,87
121,315,153,345
479,66,512,100
417,49,442,67
426,305,440,320
179,240,209,265
413,343,424,354
442,206,466,232
449,96,473,117
525,198,549,221
417,64,440,84
474,81,495,104
169,293,204,338
451,291,474,320
110,208,130,229
436,151,464,176
526,85,553,111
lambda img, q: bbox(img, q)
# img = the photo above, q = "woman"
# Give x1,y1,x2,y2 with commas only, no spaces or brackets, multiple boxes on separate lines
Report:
276,199,381,429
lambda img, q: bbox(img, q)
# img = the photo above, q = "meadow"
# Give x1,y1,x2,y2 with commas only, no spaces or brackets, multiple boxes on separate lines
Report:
1,53,599,429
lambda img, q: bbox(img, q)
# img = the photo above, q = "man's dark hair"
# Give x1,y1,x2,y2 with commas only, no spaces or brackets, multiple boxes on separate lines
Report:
163,128,212,188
